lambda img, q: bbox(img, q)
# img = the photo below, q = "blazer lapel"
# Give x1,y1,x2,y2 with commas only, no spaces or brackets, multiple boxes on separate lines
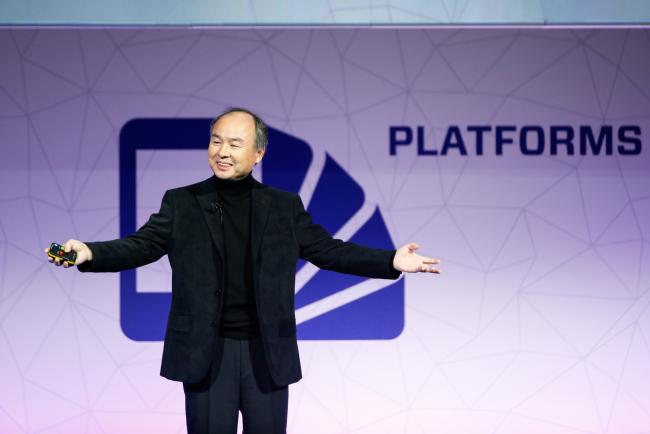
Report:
193,175,270,266
251,180,270,265
195,179,226,263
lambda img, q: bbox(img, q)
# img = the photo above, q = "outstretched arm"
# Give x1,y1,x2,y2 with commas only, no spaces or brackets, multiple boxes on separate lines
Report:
294,194,441,278
44,190,174,272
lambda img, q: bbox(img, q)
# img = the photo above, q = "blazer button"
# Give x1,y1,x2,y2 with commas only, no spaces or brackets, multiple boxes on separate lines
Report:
210,320,217,328
214,289,222,296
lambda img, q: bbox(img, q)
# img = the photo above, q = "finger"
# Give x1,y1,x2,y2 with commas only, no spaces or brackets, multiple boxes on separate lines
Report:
419,263,440,273
408,242,420,252
43,247,50,253
63,261,69,268
63,240,74,253
47,256,54,263
422,258,440,264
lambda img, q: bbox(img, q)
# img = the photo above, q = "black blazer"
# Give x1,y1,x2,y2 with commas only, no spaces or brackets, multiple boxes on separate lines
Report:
79,176,401,385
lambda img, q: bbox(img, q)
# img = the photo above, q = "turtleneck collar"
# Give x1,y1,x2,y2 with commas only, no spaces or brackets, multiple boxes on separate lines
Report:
210,171,254,198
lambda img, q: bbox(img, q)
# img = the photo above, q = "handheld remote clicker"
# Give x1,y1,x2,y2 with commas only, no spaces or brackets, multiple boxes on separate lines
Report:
47,242,77,265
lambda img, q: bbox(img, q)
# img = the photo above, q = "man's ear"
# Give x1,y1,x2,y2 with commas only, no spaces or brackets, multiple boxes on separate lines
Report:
255,148,265,164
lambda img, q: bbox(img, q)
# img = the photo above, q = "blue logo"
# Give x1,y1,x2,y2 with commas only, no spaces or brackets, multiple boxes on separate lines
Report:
120,119,404,341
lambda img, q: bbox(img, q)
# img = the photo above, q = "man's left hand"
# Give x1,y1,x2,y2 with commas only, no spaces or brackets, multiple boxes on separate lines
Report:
393,242,441,273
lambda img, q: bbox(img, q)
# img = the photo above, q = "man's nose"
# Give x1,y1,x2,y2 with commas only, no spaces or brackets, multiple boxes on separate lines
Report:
218,144,230,157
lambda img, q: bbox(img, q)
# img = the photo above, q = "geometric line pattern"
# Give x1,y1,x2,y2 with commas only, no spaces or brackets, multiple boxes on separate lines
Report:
1,28,649,433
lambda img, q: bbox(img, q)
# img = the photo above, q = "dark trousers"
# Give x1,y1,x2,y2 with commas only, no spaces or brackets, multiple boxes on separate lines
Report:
183,336,288,434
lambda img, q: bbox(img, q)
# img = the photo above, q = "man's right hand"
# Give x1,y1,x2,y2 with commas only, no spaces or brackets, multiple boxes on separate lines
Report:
44,239,93,268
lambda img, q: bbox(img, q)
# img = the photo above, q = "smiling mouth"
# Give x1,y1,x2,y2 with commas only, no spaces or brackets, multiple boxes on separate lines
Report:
216,161,233,168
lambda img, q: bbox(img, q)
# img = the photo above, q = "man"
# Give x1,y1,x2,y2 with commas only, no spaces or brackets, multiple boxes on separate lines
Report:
45,108,441,433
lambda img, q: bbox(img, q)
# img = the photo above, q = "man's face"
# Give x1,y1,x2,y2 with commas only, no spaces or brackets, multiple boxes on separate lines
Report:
208,111,265,181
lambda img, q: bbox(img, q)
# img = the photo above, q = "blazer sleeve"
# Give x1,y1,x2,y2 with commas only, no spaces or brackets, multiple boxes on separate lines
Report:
293,194,401,280
77,190,174,273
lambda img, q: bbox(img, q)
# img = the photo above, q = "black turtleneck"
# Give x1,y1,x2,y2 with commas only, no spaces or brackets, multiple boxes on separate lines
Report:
211,172,260,339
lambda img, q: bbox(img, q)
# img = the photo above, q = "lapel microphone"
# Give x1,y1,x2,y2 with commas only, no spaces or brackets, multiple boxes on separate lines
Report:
208,202,223,214
205,202,224,224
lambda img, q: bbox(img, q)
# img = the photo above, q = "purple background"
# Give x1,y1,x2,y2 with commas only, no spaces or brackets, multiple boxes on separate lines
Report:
1,28,650,433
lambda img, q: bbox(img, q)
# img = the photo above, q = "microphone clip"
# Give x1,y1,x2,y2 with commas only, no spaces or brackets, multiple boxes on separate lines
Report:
206,202,224,223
